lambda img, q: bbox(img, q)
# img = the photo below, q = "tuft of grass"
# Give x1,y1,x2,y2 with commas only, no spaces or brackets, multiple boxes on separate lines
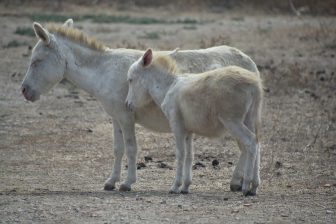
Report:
14,27,36,37
3,40,28,48
176,18,198,24
183,25,197,30
24,13,199,25
27,14,71,23
139,32,160,40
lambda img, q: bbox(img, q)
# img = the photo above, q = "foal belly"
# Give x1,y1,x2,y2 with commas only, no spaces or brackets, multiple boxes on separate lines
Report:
183,115,224,138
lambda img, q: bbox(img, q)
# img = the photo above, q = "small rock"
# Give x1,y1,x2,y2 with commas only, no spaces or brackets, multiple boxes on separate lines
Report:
160,200,166,204
286,184,292,188
228,161,233,166
137,162,146,170
280,214,289,217
231,209,239,213
223,197,229,201
177,204,182,208
144,156,153,162
212,159,219,167
326,210,333,214
243,203,252,207
323,184,331,188
157,162,172,170
192,161,205,170
86,129,93,133
275,161,282,169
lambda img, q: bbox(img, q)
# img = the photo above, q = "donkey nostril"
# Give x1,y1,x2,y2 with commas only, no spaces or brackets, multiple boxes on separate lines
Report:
22,87,26,94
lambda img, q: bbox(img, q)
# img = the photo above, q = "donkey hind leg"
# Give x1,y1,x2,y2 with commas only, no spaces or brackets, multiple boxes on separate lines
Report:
230,142,245,192
119,121,138,192
169,126,187,194
181,133,193,194
104,120,124,191
221,119,257,196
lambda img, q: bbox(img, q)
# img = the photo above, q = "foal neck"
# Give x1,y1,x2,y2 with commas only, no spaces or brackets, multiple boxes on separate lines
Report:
146,68,176,106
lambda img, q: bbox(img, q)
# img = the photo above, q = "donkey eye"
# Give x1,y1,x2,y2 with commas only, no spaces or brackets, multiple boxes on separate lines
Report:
128,78,133,83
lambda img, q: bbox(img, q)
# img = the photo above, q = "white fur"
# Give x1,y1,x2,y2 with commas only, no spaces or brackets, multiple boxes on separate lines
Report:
21,20,259,192
126,49,263,195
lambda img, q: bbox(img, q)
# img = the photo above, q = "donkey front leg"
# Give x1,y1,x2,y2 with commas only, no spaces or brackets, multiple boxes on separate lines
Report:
181,133,193,194
169,126,187,194
104,120,125,191
119,120,138,192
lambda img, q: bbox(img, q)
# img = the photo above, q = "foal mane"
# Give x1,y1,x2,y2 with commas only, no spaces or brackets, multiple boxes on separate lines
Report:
152,54,178,75
47,24,107,51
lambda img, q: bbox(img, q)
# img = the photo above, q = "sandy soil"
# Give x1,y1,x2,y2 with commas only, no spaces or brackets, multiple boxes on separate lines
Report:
0,6,335,223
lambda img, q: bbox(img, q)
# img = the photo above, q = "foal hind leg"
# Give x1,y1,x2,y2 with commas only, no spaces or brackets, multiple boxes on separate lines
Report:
181,133,193,194
230,142,245,192
244,113,260,195
222,119,257,196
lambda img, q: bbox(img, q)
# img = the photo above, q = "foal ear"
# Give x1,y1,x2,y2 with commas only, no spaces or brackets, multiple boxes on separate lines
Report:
33,22,50,44
142,49,153,67
63,18,74,28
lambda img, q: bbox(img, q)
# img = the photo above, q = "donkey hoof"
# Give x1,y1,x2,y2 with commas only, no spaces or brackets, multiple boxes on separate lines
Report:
119,184,131,192
230,184,242,192
243,190,256,197
104,183,115,191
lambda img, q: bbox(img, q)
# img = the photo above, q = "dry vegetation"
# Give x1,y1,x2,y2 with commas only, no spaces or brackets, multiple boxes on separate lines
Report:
0,1,335,223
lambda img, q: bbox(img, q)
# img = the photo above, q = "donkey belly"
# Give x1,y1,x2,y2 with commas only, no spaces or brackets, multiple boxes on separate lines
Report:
135,101,171,133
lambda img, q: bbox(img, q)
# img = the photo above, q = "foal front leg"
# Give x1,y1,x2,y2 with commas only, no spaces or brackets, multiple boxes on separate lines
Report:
104,120,124,191
181,133,193,194
169,126,187,194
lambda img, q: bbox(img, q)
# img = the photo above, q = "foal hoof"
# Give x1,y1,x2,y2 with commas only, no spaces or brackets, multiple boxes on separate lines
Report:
181,190,189,194
230,184,242,192
168,190,179,194
104,183,115,191
119,184,131,192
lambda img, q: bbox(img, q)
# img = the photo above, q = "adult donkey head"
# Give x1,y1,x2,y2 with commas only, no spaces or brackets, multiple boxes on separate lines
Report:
21,19,73,102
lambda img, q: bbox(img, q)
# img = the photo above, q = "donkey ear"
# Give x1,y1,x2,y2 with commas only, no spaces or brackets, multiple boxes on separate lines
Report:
33,22,50,44
168,48,179,57
63,18,74,28
142,49,153,67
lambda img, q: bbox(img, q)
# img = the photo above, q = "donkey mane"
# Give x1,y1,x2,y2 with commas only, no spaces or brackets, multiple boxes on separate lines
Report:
47,24,107,51
152,54,178,75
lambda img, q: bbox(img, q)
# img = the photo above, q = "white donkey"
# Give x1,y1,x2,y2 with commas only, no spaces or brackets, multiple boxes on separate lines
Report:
126,49,263,196
21,19,260,193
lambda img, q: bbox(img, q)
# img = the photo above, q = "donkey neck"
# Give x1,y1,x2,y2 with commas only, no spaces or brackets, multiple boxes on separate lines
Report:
60,37,113,97
146,68,177,106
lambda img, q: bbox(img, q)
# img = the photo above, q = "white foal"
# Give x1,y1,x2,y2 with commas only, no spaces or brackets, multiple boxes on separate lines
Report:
126,49,263,196
21,19,260,192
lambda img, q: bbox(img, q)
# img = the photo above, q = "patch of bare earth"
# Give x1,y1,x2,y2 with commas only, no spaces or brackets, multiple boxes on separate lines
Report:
0,7,335,224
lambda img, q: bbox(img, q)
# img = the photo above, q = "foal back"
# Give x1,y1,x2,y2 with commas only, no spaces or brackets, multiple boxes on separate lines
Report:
177,66,261,137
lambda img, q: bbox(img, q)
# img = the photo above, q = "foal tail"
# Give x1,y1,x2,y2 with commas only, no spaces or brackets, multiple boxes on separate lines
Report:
251,81,263,142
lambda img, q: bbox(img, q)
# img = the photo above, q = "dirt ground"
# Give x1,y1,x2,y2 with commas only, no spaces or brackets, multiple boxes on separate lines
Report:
0,4,335,224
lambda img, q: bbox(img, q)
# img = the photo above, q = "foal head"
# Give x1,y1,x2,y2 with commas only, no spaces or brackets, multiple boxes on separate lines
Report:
125,49,178,110
21,19,73,102
125,49,153,110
